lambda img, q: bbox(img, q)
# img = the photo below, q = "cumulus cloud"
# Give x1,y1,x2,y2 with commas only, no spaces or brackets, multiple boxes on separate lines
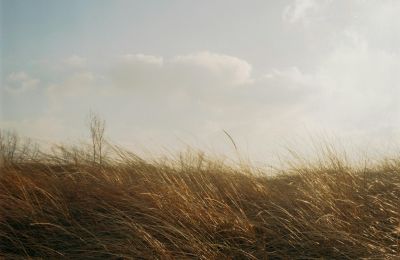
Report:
111,51,252,93
63,55,87,68
111,54,164,91
4,72,40,94
170,52,252,86
37,51,319,156
122,54,164,66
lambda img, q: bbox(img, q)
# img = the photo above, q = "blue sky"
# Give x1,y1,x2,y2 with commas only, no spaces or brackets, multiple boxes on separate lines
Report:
1,0,400,161
2,0,307,71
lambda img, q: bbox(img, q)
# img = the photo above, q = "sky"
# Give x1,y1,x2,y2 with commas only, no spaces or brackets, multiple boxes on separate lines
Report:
1,0,400,162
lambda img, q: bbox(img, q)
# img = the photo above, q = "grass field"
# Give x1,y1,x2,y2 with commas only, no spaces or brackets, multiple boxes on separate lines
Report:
1,129,399,259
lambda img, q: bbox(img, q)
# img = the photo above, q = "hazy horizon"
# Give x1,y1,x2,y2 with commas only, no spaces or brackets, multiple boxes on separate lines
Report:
1,0,400,162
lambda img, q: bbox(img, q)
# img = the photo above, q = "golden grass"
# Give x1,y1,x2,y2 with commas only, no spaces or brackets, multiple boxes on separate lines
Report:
0,135,399,259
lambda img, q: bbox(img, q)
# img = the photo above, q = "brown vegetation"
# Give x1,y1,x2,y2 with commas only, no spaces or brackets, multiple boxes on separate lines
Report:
0,128,399,259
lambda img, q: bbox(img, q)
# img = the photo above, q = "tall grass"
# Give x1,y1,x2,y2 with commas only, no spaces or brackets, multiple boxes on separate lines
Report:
0,129,399,259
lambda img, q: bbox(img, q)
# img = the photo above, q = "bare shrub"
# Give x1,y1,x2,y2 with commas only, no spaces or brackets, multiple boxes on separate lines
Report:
0,129,39,166
87,112,106,165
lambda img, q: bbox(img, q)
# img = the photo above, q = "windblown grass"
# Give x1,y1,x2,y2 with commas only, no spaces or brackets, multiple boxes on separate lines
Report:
0,132,399,259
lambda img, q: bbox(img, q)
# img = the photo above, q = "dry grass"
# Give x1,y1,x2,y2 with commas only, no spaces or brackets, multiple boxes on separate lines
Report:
0,131,399,259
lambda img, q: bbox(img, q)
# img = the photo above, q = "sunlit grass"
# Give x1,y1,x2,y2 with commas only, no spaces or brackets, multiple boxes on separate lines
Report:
0,129,399,259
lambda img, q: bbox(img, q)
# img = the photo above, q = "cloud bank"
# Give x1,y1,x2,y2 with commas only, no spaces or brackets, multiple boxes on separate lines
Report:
2,0,400,161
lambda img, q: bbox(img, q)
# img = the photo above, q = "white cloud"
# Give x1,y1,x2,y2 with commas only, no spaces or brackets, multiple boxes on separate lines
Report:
263,67,318,90
4,72,40,94
30,51,318,159
314,32,400,129
111,51,252,94
6,0,400,161
349,1,400,51
47,72,95,98
110,54,165,91
283,0,332,24
170,52,252,86
63,55,87,68
122,54,164,66
280,0,400,143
